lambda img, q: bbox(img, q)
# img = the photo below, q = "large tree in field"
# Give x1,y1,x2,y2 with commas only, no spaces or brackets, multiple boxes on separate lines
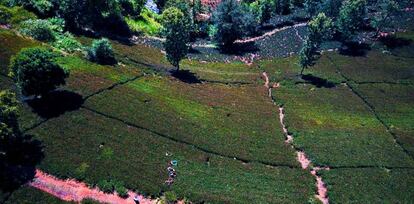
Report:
212,0,256,49
337,0,367,40
161,7,190,71
299,13,334,75
9,47,69,97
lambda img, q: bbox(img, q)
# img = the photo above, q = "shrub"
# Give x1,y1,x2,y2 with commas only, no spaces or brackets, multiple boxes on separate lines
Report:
164,191,177,204
53,32,82,53
8,6,37,26
87,38,116,65
0,90,19,134
9,47,68,97
18,19,55,41
46,17,65,33
114,182,128,198
97,180,114,193
0,5,11,24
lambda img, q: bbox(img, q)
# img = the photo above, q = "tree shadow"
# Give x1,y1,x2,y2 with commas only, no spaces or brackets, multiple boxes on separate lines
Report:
0,135,44,194
299,74,336,88
26,90,84,119
171,70,202,84
339,41,371,56
379,36,412,49
221,41,259,55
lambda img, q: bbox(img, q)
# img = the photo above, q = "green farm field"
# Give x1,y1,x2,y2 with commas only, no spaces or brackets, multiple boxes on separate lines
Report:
1,13,414,204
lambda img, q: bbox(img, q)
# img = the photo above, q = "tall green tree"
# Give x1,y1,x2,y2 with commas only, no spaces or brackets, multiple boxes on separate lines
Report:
371,0,400,37
298,13,333,75
9,47,69,97
212,0,256,49
161,7,190,71
337,0,367,40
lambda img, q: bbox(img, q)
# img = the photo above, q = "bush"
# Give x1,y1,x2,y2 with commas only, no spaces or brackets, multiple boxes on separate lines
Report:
87,38,116,65
97,180,114,193
0,5,12,24
8,6,37,26
53,32,82,53
114,182,128,198
18,19,55,41
9,47,68,96
164,191,177,204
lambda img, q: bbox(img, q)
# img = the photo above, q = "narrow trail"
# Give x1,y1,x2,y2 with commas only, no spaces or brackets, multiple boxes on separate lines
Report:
262,72,329,204
235,23,307,44
135,22,308,46
30,170,158,204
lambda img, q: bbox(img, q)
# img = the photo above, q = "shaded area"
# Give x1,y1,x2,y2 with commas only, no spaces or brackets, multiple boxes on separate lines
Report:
26,90,84,119
0,135,44,202
299,74,336,88
221,41,259,55
379,36,412,49
171,70,201,84
339,42,371,57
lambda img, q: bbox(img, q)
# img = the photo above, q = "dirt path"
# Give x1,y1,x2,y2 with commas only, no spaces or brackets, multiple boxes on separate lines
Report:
134,22,308,47
262,72,329,204
235,23,307,44
30,170,158,204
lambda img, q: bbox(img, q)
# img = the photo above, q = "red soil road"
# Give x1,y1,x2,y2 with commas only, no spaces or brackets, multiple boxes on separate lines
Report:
262,72,329,204
30,170,157,204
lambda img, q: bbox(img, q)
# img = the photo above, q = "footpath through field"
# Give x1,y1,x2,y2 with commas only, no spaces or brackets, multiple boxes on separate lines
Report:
30,170,164,204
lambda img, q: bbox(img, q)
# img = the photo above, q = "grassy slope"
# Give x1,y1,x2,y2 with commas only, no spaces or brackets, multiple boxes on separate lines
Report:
84,76,298,166
30,109,314,203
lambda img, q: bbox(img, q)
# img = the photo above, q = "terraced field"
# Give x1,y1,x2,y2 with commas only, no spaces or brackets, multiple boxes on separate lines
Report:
1,26,414,203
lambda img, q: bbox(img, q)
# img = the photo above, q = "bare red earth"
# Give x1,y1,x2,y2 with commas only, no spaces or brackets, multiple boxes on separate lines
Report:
30,170,157,204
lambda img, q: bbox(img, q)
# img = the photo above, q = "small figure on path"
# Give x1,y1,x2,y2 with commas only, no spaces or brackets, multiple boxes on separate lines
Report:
133,195,140,204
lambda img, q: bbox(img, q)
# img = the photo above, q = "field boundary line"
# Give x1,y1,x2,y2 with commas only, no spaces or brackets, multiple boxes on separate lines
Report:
80,105,300,169
326,55,414,161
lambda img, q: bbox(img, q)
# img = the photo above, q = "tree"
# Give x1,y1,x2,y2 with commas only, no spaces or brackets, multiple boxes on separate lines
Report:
87,38,117,65
308,12,334,44
320,0,343,18
299,37,317,75
337,0,367,40
304,0,322,17
212,0,256,49
274,0,291,15
9,47,69,97
161,7,190,71
371,0,400,37
298,13,333,75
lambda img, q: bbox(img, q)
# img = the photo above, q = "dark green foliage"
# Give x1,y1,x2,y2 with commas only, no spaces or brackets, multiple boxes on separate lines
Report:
18,19,55,42
120,0,146,17
250,0,274,24
97,180,114,193
0,90,19,133
114,181,128,198
371,0,400,35
9,47,68,96
0,5,11,24
212,0,257,49
337,0,367,40
299,37,317,74
304,0,322,17
320,0,343,18
87,38,117,65
299,13,333,74
164,191,178,204
274,0,291,15
162,7,190,70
